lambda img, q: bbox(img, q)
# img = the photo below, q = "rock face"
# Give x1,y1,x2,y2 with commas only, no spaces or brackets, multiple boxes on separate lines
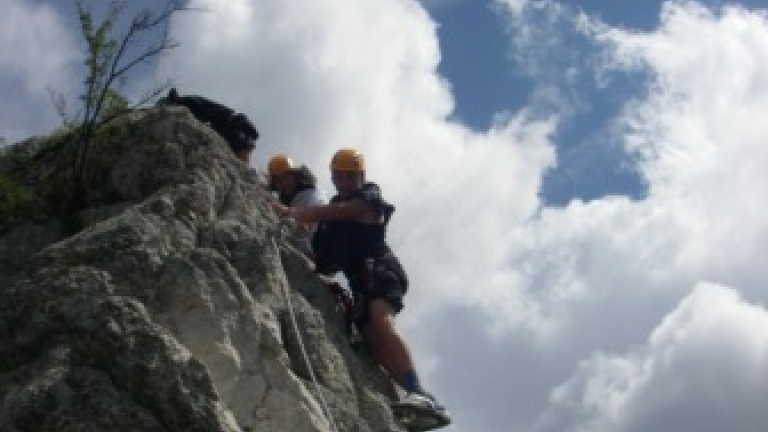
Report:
0,107,404,432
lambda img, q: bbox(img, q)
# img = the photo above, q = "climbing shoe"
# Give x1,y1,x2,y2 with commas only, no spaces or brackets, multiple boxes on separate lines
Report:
391,393,451,431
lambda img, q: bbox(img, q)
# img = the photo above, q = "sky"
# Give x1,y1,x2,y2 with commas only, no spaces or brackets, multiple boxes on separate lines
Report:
2,0,768,431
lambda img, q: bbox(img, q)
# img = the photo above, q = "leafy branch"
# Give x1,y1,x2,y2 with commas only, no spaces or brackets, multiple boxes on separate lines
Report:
65,0,188,205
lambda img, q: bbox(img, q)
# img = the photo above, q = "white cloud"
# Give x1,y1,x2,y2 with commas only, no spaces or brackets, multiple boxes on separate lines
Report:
607,1,768,301
4,1,768,432
429,2,768,431
495,0,530,15
469,0,768,349
158,0,558,317
160,0,455,168
0,0,80,142
0,0,78,92
534,283,768,432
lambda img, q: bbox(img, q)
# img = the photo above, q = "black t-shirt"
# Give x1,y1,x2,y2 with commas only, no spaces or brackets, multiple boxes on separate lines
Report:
312,182,394,276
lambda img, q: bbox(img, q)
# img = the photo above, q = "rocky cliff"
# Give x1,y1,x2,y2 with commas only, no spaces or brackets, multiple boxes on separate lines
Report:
0,107,405,432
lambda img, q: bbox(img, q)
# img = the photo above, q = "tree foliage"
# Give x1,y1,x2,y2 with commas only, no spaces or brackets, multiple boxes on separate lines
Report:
0,174,27,230
61,0,188,205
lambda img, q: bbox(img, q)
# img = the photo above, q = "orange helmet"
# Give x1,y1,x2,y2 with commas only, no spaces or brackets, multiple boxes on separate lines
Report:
330,148,365,172
268,154,294,177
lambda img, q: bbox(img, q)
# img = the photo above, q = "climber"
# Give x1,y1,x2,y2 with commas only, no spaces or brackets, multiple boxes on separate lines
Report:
267,153,358,341
157,88,259,163
270,148,451,431
268,153,326,256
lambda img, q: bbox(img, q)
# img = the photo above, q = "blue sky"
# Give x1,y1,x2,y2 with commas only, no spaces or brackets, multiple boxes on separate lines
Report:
426,0,660,206
3,1,768,431
428,0,765,207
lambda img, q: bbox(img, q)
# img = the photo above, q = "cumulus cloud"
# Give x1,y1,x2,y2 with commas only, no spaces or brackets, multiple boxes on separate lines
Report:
0,0,80,142
160,0,454,166
3,1,768,432
458,0,767,342
433,2,768,431
534,283,768,432
607,1,768,302
0,0,79,93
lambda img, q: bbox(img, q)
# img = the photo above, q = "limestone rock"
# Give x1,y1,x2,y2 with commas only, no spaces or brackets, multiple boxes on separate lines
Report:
0,107,405,432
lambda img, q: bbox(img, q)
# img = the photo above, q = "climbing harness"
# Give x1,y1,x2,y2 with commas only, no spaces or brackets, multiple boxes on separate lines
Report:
270,219,341,432
321,278,363,346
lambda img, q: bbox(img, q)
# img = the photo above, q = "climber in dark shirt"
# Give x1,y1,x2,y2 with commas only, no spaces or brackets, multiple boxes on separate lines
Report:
271,148,450,430
157,88,259,163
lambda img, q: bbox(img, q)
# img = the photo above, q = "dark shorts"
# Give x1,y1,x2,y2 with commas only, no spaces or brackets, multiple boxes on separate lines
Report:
348,254,408,327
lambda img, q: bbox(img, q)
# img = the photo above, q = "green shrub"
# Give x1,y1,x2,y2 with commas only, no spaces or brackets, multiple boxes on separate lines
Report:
0,174,27,227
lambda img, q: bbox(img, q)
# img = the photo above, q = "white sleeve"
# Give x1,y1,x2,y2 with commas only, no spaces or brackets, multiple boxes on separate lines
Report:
291,189,327,208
